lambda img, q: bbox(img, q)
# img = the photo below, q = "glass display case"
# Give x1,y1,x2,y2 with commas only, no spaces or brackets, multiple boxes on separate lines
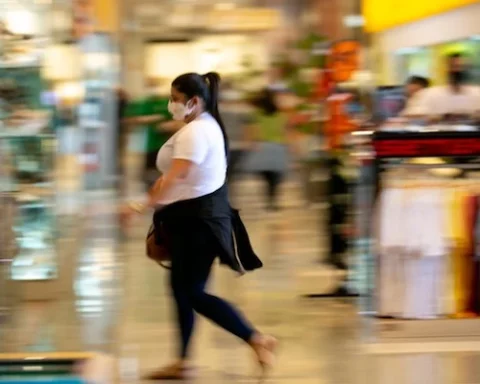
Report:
0,131,57,281
79,33,119,190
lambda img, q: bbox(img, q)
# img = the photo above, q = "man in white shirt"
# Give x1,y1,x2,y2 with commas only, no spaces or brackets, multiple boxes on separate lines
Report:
416,53,480,119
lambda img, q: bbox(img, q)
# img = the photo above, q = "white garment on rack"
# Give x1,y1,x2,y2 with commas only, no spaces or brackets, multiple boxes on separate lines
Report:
376,188,407,317
404,189,448,319
376,187,449,319
377,188,406,250
404,256,444,319
420,189,448,258
378,250,407,317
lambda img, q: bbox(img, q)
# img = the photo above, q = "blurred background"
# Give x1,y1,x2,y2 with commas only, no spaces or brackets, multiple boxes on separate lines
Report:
1,0,480,383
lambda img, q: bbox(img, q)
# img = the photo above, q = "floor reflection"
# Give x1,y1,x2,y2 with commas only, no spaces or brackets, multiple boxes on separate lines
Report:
3,175,480,383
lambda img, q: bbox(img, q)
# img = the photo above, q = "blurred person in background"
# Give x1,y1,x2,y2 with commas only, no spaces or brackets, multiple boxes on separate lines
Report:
345,90,365,116
115,88,129,190
267,66,288,92
419,53,480,120
219,81,253,185
123,80,182,189
124,72,277,380
405,76,430,98
243,88,291,211
400,76,430,118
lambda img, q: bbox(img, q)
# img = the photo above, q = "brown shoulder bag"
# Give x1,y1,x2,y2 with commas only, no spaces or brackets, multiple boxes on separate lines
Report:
146,223,171,269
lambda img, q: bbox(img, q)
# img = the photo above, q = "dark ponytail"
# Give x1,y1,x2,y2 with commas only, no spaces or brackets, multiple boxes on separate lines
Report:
171,72,229,158
202,72,229,158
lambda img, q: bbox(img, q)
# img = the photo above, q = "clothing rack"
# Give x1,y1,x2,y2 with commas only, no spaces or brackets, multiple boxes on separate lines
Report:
381,163,480,170
372,130,480,191
362,129,480,341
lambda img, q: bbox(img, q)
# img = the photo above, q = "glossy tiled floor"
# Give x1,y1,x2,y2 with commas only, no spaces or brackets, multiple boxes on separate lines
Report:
3,153,480,383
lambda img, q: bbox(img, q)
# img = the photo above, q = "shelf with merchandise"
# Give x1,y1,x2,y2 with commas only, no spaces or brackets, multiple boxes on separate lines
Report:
0,130,57,282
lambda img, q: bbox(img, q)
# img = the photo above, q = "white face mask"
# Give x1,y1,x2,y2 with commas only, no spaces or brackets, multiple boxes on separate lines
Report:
168,100,193,121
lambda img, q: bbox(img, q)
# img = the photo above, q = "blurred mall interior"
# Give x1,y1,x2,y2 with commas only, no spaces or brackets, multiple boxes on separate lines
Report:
1,0,480,382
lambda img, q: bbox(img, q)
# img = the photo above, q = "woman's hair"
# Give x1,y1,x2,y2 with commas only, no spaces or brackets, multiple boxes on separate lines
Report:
172,72,229,157
254,88,278,115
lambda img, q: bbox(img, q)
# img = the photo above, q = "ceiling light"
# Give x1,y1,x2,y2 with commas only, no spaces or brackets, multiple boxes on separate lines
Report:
6,9,37,35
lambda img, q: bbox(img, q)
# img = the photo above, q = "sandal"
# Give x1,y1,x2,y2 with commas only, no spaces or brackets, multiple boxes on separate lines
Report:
143,363,193,381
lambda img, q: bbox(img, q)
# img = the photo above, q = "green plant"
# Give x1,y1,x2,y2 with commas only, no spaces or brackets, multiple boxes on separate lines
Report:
275,32,327,98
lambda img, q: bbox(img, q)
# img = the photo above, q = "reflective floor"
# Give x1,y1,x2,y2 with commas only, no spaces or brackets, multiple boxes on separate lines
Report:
2,150,480,383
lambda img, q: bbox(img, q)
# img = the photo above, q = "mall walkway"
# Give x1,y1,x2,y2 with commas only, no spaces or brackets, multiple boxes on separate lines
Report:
2,149,480,383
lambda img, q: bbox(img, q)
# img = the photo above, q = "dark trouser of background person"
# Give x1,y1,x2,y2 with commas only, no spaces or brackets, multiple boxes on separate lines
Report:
259,171,283,211
116,131,128,194
227,149,244,183
326,156,349,270
226,149,245,204
165,218,255,358
301,158,326,205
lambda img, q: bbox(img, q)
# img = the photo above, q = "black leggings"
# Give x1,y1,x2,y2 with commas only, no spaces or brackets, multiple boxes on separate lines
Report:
259,171,283,208
166,220,255,358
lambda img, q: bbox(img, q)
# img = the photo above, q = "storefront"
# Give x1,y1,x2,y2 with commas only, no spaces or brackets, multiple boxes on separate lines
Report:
1,0,120,297
130,6,281,92
363,0,480,85
1,0,60,291
393,37,480,85
1,2,119,378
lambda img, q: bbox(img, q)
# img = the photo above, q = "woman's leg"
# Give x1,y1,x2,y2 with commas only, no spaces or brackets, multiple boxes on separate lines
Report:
169,262,196,359
169,222,255,359
147,221,276,380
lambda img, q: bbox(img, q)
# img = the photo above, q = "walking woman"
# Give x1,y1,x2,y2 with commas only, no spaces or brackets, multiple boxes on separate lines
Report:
124,72,277,380
243,88,290,211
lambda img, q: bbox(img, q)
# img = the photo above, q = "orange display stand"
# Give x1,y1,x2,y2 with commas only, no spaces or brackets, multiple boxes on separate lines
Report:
325,93,358,150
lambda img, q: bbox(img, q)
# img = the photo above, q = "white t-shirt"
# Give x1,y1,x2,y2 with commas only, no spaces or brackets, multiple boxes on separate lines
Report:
156,112,227,205
400,89,430,117
417,85,480,116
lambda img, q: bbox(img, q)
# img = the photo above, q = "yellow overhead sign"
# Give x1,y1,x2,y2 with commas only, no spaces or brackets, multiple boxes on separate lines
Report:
362,0,478,32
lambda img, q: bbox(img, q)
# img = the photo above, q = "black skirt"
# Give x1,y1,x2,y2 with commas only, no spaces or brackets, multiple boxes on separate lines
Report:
153,185,262,274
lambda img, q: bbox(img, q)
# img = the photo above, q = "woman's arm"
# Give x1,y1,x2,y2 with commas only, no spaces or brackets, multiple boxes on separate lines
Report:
127,160,193,215
148,176,164,197
128,125,206,215
146,159,193,207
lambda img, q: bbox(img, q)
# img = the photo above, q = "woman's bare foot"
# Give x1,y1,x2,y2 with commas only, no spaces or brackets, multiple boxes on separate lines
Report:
143,361,193,381
249,333,278,378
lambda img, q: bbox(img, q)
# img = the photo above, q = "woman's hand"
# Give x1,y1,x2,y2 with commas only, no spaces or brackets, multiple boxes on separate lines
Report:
119,203,135,231
119,202,147,230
